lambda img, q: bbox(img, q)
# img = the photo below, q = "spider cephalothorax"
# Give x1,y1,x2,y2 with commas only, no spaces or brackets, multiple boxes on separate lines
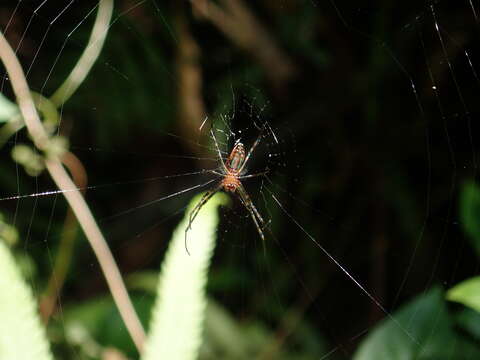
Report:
184,130,268,253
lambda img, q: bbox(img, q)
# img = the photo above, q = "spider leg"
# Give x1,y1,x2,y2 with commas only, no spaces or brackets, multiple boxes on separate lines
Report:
185,183,222,255
210,128,228,173
238,125,265,174
236,184,266,242
238,170,269,180
208,170,225,177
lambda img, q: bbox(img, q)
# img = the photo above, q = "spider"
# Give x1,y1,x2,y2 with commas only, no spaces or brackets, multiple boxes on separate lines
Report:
185,128,268,254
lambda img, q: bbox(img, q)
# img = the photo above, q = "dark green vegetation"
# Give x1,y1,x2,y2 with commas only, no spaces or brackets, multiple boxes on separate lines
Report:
1,0,480,359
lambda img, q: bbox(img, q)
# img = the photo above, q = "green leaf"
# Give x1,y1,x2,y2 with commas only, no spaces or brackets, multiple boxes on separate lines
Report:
454,307,480,342
447,276,480,314
0,214,19,246
0,93,18,122
202,299,264,359
126,271,159,294
353,287,480,360
0,241,53,360
63,295,154,358
142,192,229,360
459,181,480,257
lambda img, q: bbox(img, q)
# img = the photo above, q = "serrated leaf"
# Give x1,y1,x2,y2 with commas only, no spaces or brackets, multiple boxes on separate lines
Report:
142,192,229,360
0,241,53,360
447,276,480,314
459,181,480,257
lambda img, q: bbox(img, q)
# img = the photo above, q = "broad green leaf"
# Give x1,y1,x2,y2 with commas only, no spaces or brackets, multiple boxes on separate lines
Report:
142,192,229,360
447,276,480,314
455,308,480,342
0,241,53,360
460,181,480,257
353,287,480,360
0,93,18,122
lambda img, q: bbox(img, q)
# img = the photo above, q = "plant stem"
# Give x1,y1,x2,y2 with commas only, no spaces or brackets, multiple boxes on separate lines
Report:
0,28,146,352
50,0,114,107
40,151,86,323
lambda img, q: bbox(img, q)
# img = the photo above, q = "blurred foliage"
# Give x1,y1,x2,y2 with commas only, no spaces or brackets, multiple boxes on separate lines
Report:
0,212,19,246
454,308,480,343
0,93,18,122
11,143,46,176
59,294,153,359
354,287,480,359
459,181,480,257
0,241,53,360
447,276,480,314
1,0,480,359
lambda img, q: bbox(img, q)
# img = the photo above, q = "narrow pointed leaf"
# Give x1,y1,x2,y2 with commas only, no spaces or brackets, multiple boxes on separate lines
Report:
142,193,229,360
0,241,53,360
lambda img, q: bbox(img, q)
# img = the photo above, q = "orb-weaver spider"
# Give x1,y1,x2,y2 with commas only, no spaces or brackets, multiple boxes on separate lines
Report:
185,128,268,253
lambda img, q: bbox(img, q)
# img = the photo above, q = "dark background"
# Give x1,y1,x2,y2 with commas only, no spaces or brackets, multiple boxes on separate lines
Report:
1,0,480,359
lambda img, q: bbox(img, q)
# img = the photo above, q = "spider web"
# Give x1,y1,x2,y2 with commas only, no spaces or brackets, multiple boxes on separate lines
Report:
1,0,480,359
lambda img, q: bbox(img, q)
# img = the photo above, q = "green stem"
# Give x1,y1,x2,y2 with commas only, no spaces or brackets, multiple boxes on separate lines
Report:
50,0,114,106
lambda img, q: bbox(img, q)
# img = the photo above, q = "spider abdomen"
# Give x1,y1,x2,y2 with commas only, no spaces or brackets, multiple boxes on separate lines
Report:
225,142,245,173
